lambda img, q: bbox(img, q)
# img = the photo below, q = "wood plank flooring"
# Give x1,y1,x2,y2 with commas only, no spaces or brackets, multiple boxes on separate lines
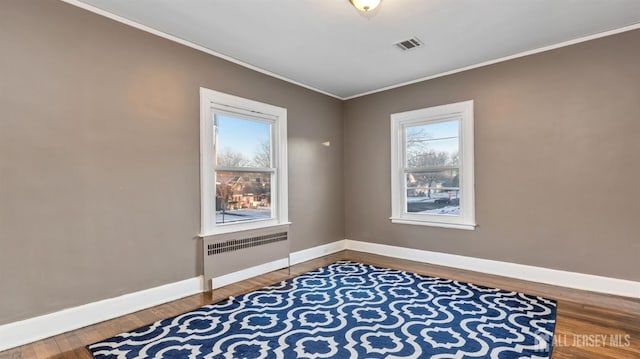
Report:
1,250,638,358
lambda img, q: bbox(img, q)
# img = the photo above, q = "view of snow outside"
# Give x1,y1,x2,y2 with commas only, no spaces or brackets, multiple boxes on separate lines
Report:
405,120,461,216
216,208,271,223
214,115,272,224
407,189,461,215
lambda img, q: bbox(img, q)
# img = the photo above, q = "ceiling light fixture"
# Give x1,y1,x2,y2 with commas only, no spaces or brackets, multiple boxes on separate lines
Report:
349,0,381,13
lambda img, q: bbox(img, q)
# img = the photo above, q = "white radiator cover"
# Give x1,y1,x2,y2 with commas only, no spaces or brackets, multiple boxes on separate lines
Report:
202,224,290,289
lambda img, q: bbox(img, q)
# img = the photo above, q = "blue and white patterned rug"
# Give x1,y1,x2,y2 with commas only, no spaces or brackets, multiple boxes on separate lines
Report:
88,261,557,358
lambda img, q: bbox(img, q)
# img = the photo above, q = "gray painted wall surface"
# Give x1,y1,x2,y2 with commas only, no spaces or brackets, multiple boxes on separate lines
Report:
0,0,344,324
2,0,639,327
344,29,640,282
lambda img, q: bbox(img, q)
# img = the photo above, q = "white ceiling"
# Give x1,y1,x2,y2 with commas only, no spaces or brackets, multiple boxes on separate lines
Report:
73,0,640,99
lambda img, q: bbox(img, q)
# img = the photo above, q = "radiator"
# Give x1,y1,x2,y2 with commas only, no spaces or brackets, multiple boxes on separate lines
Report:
203,224,290,289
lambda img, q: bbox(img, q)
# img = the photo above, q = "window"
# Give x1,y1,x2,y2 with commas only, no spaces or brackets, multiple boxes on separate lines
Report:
390,100,475,230
200,88,288,235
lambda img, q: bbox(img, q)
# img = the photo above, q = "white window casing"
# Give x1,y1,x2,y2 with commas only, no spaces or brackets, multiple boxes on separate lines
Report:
199,88,289,236
390,100,476,230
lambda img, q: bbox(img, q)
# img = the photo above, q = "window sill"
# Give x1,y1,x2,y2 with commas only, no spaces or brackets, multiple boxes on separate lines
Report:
390,217,476,231
199,221,291,238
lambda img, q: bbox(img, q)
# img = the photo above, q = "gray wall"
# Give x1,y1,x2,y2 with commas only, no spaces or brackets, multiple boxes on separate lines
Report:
344,29,640,282
2,0,639,328
0,0,343,324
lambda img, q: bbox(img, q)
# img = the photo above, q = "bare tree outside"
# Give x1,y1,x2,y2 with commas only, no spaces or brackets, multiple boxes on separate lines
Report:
252,140,271,168
406,128,458,167
213,115,274,224
215,175,236,222
217,149,250,167
405,123,461,213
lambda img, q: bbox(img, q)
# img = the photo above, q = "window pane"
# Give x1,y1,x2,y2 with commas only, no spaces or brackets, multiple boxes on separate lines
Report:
215,115,271,168
215,171,271,224
406,120,459,168
406,170,460,215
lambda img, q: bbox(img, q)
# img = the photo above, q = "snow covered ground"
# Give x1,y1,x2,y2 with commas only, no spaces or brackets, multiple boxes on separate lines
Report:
419,206,460,215
407,195,450,203
216,208,271,224
407,193,459,215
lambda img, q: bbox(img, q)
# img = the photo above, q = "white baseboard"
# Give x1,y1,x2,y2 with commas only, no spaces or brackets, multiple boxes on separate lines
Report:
211,240,347,289
0,241,346,351
289,240,346,265
0,276,204,352
211,258,289,289
5,239,637,352
345,239,640,299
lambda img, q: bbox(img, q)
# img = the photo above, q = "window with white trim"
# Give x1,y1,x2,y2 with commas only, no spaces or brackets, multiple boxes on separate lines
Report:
390,100,475,230
200,88,288,235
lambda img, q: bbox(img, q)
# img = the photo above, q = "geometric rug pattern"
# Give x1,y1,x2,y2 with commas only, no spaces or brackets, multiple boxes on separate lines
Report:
88,261,557,358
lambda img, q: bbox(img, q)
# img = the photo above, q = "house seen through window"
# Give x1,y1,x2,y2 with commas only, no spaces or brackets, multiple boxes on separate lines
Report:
405,120,461,215
200,88,288,236
214,115,273,224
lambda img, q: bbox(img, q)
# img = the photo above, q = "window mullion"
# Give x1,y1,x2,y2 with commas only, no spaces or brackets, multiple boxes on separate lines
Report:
214,166,275,173
404,166,460,173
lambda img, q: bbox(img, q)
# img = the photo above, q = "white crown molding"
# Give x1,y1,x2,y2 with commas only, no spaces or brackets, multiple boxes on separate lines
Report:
60,0,341,100
344,22,640,100
0,276,204,352
345,239,640,299
61,1,640,101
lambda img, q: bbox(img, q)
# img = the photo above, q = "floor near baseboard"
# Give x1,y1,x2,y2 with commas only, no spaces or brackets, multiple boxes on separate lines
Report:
1,250,638,358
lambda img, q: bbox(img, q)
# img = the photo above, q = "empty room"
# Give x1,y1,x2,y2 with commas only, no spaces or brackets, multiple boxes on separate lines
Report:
1,0,639,358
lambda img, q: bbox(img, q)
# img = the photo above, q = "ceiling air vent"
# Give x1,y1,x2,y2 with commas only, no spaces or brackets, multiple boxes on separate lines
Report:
395,37,423,51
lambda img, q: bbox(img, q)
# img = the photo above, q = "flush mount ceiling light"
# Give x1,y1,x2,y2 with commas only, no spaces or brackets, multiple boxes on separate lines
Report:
349,0,381,13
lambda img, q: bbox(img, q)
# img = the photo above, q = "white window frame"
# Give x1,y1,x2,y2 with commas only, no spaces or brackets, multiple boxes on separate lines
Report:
390,100,476,230
199,88,288,236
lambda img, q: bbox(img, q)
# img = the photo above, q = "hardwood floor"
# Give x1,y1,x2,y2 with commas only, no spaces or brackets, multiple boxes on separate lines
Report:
1,250,638,358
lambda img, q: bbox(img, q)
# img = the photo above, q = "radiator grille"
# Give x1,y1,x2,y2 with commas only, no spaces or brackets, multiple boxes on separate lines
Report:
207,232,288,256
